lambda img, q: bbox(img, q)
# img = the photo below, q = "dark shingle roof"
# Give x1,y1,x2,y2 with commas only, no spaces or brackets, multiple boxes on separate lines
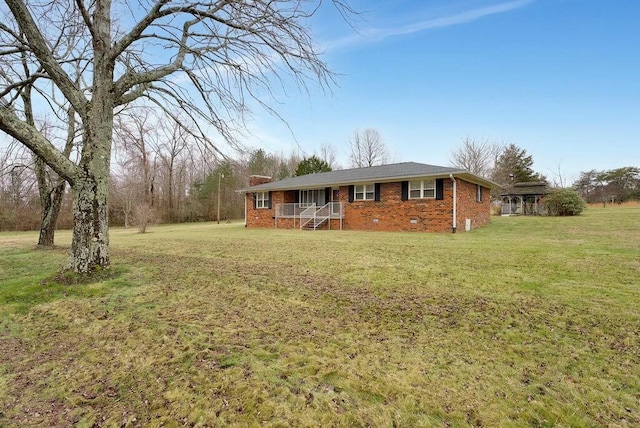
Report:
500,182,549,196
243,162,499,191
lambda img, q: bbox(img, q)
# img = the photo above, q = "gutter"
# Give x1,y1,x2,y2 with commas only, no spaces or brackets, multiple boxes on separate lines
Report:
450,174,457,233
244,192,247,227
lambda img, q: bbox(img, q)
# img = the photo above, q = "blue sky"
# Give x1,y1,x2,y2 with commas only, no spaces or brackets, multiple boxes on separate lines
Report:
244,0,640,184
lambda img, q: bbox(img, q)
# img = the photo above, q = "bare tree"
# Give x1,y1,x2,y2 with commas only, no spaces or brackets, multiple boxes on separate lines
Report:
0,141,39,230
133,202,156,233
155,119,192,222
547,163,568,188
109,174,136,228
449,137,503,178
0,0,353,272
34,115,76,247
349,128,389,168
113,107,157,207
2,16,82,246
318,143,339,169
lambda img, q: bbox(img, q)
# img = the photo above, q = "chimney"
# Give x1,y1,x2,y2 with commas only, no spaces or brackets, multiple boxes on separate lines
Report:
249,175,272,186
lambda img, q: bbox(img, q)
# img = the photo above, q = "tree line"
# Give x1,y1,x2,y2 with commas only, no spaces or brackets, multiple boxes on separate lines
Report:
3,129,637,237
573,167,640,205
0,0,356,272
0,121,386,233
449,138,639,203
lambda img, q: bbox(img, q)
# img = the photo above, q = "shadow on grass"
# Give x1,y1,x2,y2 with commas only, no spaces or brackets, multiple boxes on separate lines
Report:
1,265,134,316
42,265,125,286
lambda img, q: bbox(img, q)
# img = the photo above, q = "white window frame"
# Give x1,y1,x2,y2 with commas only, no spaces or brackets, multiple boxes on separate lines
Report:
476,184,483,202
256,191,269,209
299,189,325,207
354,184,375,201
408,180,436,199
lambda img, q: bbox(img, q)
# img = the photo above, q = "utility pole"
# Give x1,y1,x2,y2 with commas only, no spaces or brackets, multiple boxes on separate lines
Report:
217,173,224,224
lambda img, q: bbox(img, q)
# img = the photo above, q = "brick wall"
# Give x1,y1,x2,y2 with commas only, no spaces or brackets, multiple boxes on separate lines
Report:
245,178,491,232
246,189,278,228
249,175,272,186
455,179,491,231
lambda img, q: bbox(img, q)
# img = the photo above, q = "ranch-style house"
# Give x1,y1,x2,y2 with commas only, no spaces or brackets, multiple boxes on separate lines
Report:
242,162,499,232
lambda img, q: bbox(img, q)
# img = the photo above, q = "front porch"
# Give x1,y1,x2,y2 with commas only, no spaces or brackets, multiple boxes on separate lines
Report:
275,202,344,230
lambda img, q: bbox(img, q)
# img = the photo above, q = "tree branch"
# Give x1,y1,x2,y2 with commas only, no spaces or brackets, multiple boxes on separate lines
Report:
4,0,88,117
0,106,79,184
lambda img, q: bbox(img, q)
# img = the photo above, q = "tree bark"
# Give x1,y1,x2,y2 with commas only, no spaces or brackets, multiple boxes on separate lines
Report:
68,170,110,272
63,0,114,272
38,179,66,247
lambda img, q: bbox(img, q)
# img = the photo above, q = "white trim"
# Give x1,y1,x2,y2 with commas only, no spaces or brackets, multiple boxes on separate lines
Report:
408,180,436,199
450,174,457,233
256,191,269,209
299,188,326,206
354,184,375,201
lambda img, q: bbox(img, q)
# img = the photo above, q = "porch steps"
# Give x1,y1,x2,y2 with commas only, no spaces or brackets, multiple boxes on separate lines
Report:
302,216,328,230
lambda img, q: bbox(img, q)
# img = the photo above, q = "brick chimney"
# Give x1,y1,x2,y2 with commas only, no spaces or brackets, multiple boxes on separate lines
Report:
249,175,272,186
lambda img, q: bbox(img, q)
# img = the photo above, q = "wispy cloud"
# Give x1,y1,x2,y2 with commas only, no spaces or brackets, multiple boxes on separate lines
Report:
326,0,534,50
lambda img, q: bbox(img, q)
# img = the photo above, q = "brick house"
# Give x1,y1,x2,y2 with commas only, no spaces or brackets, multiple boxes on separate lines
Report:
242,162,499,232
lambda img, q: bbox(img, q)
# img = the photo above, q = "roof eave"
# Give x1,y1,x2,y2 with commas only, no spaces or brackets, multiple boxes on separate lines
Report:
239,170,501,192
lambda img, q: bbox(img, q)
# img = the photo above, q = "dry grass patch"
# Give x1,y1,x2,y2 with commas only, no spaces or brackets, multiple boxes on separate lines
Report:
1,208,639,426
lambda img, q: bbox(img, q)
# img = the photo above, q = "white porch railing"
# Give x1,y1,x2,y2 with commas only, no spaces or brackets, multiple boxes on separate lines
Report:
275,202,343,230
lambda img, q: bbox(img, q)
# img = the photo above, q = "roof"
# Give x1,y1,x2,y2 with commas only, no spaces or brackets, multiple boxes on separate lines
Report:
500,182,549,196
242,162,500,192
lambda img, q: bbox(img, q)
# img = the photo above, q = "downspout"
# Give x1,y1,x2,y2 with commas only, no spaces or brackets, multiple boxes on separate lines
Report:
449,174,457,233
244,192,247,227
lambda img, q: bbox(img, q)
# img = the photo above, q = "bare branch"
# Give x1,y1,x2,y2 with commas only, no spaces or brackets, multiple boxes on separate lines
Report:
4,0,88,116
349,128,388,167
0,106,78,183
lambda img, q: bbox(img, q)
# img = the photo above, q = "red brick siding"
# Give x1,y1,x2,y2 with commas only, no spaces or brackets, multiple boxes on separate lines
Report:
246,190,278,228
249,175,272,186
245,178,491,232
455,180,491,231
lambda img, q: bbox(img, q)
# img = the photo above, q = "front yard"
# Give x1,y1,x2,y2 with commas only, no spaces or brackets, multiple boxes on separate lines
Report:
1,206,638,426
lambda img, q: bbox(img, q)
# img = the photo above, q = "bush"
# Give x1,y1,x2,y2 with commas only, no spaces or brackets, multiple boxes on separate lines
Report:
133,202,157,233
544,188,586,216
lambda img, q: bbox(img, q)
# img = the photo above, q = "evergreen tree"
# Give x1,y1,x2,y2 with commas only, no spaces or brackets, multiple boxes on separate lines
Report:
492,144,545,188
248,149,278,177
294,155,332,176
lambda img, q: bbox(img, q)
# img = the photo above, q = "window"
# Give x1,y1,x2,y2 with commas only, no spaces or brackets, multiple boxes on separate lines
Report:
354,184,375,201
476,184,483,202
299,189,325,207
409,180,435,199
256,191,269,209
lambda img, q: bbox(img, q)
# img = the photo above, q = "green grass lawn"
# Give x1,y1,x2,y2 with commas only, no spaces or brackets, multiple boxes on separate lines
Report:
1,206,639,427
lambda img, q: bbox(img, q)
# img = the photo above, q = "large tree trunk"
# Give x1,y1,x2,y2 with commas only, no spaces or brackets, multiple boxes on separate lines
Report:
38,180,65,247
37,103,75,247
35,150,68,247
65,0,114,272
68,169,110,272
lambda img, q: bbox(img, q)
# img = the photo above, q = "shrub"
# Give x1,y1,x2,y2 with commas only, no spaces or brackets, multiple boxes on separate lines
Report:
133,202,157,233
544,188,586,216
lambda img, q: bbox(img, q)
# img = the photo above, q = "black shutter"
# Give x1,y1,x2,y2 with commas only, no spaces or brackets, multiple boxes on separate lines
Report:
325,187,331,204
267,191,272,209
252,193,257,209
374,183,381,202
294,191,300,203
436,179,444,200
348,185,354,202
401,181,408,201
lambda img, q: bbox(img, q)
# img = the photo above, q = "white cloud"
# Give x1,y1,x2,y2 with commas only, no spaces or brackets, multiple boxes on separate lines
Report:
326,0,534,50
